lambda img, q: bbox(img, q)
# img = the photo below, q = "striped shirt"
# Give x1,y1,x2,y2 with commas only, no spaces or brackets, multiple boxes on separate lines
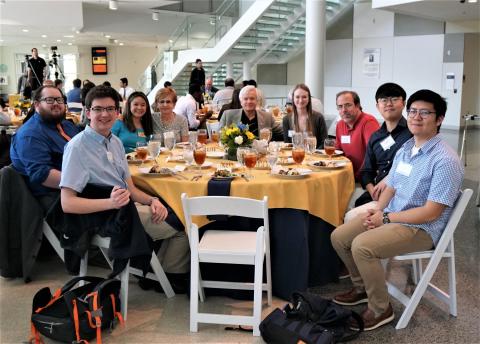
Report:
385,135,464,246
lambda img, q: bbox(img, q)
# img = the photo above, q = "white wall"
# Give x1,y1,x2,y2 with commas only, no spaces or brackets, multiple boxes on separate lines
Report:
0,44,156,95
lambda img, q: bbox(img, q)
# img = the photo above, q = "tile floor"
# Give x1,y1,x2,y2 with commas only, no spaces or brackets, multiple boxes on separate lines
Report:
1,128,479,344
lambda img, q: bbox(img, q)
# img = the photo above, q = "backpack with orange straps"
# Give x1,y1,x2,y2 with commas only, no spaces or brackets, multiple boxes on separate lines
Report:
29,276,124,344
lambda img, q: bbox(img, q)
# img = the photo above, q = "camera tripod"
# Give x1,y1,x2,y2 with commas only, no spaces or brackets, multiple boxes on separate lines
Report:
49,52,65,81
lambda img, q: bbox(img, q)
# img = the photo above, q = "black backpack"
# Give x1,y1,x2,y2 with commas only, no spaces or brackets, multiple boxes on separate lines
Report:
30,276,124,344
260,291,364,344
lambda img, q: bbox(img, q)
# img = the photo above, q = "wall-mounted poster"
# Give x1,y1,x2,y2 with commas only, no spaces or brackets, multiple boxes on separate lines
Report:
92,47,107,75
363,48,380,78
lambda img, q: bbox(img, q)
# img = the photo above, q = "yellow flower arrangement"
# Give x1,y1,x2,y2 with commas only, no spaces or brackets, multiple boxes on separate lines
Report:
220,123,256,159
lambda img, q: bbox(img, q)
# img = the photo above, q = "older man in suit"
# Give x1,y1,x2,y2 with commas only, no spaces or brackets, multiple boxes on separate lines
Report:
219,85,282,140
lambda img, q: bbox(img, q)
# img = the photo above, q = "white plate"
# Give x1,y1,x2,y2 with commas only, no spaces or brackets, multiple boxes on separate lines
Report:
308,160,348,170
206,151,225,159
166,154,184,162
188,161,213,169
315,149,344,157
216,162,242,170
270,167,312,179
277,157,295,165
138,167,174,177
175,142,190,148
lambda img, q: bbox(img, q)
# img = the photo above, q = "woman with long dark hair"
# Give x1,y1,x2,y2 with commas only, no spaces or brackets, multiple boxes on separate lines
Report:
282,83,327,148
111,91,153,153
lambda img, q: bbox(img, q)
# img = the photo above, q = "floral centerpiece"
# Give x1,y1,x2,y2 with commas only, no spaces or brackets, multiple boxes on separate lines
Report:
220,123,255,160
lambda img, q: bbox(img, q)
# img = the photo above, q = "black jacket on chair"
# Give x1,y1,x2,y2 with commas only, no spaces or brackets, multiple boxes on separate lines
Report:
0,165,44,281
45,184,153,277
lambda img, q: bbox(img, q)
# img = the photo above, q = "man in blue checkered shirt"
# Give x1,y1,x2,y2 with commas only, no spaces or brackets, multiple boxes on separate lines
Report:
330,89,464,331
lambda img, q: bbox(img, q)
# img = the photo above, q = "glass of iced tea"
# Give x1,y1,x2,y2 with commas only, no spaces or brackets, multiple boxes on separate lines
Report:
135,141,148,167
211,130,219,144
292,146,305,166
243,148,258,178
193,143,206,172
324,138,336,159
197,129,208,144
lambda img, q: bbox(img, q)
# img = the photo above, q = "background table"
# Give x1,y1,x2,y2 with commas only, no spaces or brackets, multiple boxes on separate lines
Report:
131,150,355,299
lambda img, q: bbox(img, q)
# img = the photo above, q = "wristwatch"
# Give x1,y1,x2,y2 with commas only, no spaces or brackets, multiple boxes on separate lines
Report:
382,212,391,224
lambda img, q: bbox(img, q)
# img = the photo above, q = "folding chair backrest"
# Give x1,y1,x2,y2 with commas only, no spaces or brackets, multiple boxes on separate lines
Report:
435,189,473,251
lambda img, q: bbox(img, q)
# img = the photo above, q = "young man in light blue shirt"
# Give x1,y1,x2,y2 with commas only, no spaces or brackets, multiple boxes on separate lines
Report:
330,89,464,331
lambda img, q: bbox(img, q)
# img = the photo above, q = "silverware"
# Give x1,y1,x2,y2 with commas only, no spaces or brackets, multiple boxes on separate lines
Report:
190,175,202,181
240,174,250,182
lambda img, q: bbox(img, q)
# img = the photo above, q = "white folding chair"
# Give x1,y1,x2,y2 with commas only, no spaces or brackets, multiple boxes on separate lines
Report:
385,189,473,329
181,193,272,337
42,221,65,262
79,235,175,320
206,120,221,139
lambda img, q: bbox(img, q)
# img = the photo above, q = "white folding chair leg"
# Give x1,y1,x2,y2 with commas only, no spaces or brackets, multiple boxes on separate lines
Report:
150,252,175,298
42,222,64,262
252,228,265,337
119,260,130,320
447,243,457,316
78,251,89,286
198,270,205,303
190,227,200,333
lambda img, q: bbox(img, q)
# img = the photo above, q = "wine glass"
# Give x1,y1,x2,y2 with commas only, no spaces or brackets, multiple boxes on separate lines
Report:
259,128,272,142
266,144,278,169
147,140,161,164
193,143,206,172
305,136,317,159
237,147,248,173
135,141,148,167
211,130,219,144
183,143,194,168
292,145,305,166
292,132,303,148
324,138,336,159
197,129,208,144
188,131,198,146
243,148,257,179
163,131,176,156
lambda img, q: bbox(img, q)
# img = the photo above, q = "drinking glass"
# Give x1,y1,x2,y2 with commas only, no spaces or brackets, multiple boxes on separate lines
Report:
135,141,148,167
292,132,303,147
243,148,258,178
183,143,194,167
268,141,280,154
188,131,198,146
193,143,206,172
259,128,272,142
292,146,305,166
266,151,278,169
197,129,208,144
324,138,336,159
147,140,161,164
163,131,176,155
211,130,219,144
237,147,248,172
305,136,317,155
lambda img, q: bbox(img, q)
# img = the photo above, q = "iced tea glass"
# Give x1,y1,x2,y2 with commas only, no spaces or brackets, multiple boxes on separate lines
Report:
243,148,258,178
193,143,206,173
324,138,336,159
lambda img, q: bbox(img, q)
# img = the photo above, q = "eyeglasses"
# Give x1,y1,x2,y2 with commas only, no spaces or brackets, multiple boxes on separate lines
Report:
89,106,118,114
336,103,354,110
377,97,402,105
40,97,65,104
406,108,436,119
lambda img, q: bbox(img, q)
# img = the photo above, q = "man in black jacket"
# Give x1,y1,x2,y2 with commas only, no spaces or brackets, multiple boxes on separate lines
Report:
189,58,205,87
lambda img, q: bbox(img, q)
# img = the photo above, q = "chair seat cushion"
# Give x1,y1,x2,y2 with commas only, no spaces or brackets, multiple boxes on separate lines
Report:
199,230,258,258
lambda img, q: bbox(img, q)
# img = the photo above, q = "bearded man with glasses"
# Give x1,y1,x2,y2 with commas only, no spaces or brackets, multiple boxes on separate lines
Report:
330,89,463,331
10,85,79,210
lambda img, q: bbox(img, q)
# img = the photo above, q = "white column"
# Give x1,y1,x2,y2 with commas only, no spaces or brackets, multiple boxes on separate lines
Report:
243,61,251,81
305,0,326,102
226,61,234,79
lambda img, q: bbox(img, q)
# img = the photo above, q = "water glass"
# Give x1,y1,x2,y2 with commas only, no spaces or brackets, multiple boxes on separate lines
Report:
292,132,303,147
259,128,272,142
164,131,176,152
147,140,161,163
305,136,317,155
267,151,278,169
188,131,198,146
197,129,208,144
183,143,194,167
243,148,258,178
237,147,248,171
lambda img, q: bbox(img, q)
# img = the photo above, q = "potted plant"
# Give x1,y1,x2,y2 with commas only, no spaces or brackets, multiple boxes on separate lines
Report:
220,123,255,161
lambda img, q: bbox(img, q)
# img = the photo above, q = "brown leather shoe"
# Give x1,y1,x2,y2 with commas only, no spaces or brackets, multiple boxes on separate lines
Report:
332,288,368,306
350,304,394,331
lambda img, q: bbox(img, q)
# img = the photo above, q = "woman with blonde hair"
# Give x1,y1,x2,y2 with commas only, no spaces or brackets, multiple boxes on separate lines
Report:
282,83,327,148
152,87,188,144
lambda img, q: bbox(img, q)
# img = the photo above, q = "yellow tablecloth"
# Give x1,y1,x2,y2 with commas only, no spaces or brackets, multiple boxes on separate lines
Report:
131,150,355,227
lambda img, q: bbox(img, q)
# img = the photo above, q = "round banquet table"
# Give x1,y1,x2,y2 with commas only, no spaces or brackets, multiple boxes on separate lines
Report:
131,147,355,299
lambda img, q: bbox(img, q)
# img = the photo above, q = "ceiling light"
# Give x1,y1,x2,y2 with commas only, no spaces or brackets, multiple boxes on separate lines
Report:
468,0,477,3
75,30,81,34
68,43,72,46
22,29,29,32
42,44,46,47
41,34,47,38
152,12,159,21
105,35,111,38
56,39,62,42
168,39,173,43
64,35,74,38
109,0,118,10
114,39,119,43
119,42,124,46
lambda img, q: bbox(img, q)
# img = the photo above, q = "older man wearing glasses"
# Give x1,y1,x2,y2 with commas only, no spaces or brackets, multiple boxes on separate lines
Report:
335,91,379,180
10,85,79,210
330,89,464,331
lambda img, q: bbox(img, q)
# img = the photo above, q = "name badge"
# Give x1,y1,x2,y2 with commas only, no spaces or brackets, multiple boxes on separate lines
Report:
396,161,412,177
137,132,146,138
341,135,351,144
288,130,295,138
380,135,395,151
106,151,113,163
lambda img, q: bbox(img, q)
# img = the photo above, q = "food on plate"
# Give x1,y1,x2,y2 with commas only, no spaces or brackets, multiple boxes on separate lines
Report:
277,168,300,176
149,165,171,174
313,160,338,167
212,169,233,178
218,162,235,169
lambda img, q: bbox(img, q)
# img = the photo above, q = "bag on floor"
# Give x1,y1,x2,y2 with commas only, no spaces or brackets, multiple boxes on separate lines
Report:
30,276,124,344
260,291,363,344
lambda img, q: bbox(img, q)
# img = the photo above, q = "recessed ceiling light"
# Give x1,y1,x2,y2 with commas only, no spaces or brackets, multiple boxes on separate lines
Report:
119,42,124,46
467,0,477,3
109,0,118,10
75,30,81,34
56,39,61,42
114,39,119,43
152,12,159,21
168,39,173,43
105,35,111,38
41,34,47,38
42,44,46,47
68,43,72,46
64,35,74,38
0,39,4,42
22,29,29,32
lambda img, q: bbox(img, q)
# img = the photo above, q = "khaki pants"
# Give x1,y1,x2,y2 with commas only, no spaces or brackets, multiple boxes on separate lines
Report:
136,205,190,274
331,215,433,315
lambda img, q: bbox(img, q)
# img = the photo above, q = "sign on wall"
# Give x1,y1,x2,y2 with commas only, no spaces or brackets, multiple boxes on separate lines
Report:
363,48,380,78
92,47,108,75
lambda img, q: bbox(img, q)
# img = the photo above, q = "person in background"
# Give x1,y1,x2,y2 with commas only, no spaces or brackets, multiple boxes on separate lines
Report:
202,77,218,101
218,87,241,121
43,80,54,86
111,91,153,153
189,59,205,87
174,83,209,129
0,98,11,125
79,81,96,126
283,83,327,149
103,81,111,87
27,48,47,91
54,79,63,91
335,91,379,180
330,89,463,331
118,77,135,102
152,87,188,144
212,78,235,107
164,81,173,89
10,85,79,210
344,83,412,223
66,79,82,104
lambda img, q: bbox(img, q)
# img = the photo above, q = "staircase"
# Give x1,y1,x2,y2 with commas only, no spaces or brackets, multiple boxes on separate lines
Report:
146,0,354,104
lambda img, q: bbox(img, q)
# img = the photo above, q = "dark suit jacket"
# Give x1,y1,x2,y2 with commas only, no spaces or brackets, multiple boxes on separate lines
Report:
219,108,283,141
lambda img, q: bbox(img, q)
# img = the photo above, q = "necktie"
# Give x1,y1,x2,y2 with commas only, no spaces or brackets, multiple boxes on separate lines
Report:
56,123,72,141
123,88,126,100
